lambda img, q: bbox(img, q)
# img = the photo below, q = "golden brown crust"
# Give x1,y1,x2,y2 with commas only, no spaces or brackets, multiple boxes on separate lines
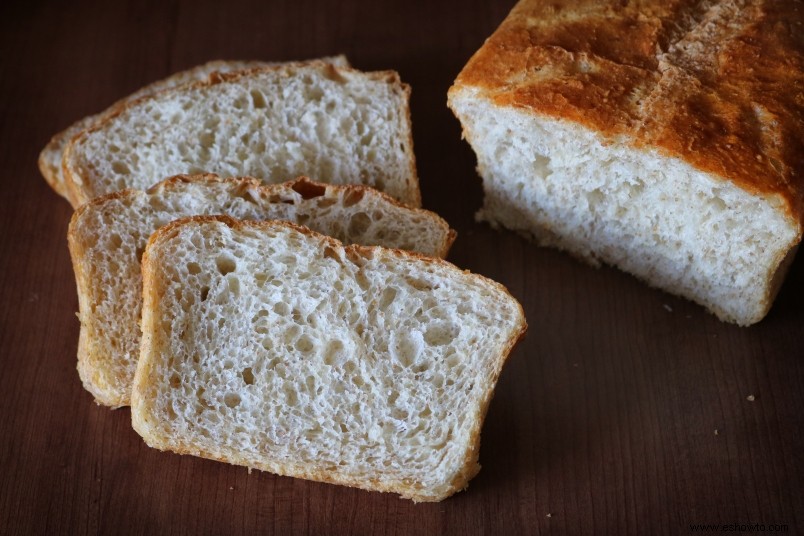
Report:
127,173,451,255
450,0,804,221
134,216,526,501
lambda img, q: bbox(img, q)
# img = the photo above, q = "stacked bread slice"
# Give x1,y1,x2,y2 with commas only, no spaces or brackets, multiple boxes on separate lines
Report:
134,216,526,502
39,57,350,201
60,59,420,207
45,59,526,501
69,174,457,408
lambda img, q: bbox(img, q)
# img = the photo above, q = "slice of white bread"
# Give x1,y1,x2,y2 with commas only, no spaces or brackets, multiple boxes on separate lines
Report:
448,0,803,325
63,61,420,208
131,216,526,501
69,174,455,408
38,56,350,202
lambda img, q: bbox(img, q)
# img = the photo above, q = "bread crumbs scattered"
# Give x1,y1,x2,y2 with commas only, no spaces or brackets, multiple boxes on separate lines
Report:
663,304,673,312
714,429,719,435
546,513,552,518
746,395,755,401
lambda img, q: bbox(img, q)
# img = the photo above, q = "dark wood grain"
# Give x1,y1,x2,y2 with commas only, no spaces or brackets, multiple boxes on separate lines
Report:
1,0,802,534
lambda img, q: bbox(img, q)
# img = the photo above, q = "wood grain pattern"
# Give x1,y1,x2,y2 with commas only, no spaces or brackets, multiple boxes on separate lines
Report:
0,0,802,534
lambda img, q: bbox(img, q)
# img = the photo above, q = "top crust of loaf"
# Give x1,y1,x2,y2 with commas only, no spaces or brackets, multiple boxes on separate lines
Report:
449,0,804,221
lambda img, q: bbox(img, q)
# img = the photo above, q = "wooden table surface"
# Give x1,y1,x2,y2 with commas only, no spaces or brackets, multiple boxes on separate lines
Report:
1,0,802,534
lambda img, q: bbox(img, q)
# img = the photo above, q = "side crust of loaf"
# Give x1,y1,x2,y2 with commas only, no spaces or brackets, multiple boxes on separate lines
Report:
132,216,527,501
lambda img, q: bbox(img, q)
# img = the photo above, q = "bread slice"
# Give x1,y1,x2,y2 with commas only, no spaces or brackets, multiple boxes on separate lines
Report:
448,0,803,325
38,56,349,203
69,174,455,408
131,216,526,501
63,61,420,208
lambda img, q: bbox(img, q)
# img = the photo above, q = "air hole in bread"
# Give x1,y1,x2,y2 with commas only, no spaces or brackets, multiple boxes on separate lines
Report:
283,325,301,346
343,190,365,207
224,393,241,408
110,233,123,248
305,375,316,393
227,275,240,297
273,302,289,315
112,161,131,175
379,287,397,310
323,340,344,365
250,89,267,109
355,271,369,290
200,286,210,301
585,188,604,210
348,212,371,236
216,255,236,275
424,323,459,346
169,373,180,388
199,132,216,149
295,335,314,353
291,180,326,200
283,385,298,406
406,277,432,291
241,367,254,385
187,262,201,275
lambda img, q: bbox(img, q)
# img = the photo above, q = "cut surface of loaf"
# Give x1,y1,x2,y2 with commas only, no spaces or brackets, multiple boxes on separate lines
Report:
63,61,419,207
448,0,803,325
132,217,526,502
39,57,349,202
69,174,455,407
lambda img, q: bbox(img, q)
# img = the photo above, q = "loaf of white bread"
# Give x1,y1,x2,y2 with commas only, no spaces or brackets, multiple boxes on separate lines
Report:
449,0,803,325
69,174,455,407
62,60,420,208
132,217,526,501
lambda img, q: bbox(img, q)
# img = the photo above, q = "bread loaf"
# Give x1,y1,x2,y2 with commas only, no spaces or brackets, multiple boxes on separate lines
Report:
131,216,526,501
448,0,803,325
63,61,420,207
39,57,349,202
69,174,454,407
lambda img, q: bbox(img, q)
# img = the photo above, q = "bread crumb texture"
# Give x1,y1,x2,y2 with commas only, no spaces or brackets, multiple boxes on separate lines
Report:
70,176,453,407
66,62,418,206
132,217,526,501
